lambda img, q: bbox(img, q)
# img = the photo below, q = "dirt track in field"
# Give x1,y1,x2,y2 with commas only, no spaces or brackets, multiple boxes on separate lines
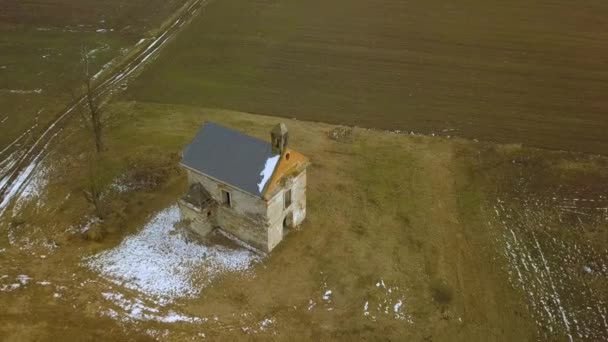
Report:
0,0,207,216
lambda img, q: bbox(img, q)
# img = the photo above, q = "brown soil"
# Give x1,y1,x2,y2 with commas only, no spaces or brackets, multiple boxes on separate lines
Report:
126,0,608,155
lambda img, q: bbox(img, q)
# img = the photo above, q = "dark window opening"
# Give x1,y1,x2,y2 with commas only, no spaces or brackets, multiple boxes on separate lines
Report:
221,190,231,207
284,189,292,209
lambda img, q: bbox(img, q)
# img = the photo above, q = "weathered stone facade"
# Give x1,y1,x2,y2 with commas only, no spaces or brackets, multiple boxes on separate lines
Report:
266,170,307,250
179,166,307,253
178,122,309,253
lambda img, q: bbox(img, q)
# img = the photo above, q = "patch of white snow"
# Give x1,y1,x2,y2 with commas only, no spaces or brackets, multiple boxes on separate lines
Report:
259,318,274,331
257,155,280,193
87,205,260,300
17,274,31,285
2,89,43,95
101,291,202,323
12,165,49,213
394,300,402,313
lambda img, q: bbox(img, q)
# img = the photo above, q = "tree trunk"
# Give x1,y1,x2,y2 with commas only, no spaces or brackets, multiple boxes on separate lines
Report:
85,78,104,153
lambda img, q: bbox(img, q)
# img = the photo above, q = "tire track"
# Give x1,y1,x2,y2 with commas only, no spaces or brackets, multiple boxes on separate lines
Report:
0,0,207,217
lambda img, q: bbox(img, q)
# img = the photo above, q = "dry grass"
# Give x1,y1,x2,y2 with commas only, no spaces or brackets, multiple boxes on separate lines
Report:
0,101,523,340
1,101,606,340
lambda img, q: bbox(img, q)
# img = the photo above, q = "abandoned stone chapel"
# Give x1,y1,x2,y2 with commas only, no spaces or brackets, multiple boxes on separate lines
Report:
178,122,310,253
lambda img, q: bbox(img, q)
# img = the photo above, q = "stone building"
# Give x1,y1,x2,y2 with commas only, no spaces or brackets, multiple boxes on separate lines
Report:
178,122,310,253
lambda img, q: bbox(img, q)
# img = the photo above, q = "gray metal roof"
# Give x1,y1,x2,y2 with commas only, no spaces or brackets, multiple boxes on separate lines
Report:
181,122,279,198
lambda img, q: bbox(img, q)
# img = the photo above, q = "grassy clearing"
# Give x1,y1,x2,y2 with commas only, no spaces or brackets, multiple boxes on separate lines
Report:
0,101,554,340
125,0,608,154
1,101,606,340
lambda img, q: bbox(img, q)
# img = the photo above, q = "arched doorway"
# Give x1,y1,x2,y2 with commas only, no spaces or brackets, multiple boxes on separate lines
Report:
283,211,294,235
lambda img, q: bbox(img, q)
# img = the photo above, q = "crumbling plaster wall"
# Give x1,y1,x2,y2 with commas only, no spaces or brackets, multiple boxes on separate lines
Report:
267,170,307,251
185,168,270,252
178,201,215,237
182,167,307,253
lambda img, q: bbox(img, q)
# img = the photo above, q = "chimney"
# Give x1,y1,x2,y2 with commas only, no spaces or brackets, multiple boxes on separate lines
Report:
271,123,289,155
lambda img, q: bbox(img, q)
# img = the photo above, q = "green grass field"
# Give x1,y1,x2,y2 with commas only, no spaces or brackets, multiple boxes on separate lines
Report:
125,0,608,154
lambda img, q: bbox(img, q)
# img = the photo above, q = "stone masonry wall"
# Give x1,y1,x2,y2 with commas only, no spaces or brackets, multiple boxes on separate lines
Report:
185,168,270,251
266,169,307,251
182,167,307,253
178,200,215,237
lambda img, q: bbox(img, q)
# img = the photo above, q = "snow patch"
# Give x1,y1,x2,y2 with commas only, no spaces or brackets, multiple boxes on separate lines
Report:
92,61,114,80
0,127,62,217
87,205,260,300
490,193,608,341
11,165,49,214
364,279,412,323
0,274,33,292
101,291,202,323
16,274,31,285
1,283,21,292
394,300,403,313
2,89,43,95
257,155,280,193
259,318,274,331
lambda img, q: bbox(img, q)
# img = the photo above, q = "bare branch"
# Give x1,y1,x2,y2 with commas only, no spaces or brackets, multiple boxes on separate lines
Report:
78,47,105,154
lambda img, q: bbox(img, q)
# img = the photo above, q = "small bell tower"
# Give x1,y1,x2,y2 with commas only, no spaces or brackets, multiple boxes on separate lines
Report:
271,123,289,155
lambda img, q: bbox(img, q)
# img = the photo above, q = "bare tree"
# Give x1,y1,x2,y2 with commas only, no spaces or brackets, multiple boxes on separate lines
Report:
73,48,111,220
80,153,106,220
79,48,105,154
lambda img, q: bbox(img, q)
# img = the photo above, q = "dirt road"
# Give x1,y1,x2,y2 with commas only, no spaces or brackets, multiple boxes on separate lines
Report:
0,0,207,217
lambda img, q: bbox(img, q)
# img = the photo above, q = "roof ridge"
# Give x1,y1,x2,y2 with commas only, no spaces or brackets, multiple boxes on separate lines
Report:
181,122,279,198
204,121,271,147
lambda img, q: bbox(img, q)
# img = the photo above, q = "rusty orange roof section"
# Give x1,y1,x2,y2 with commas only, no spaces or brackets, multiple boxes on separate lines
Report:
263,148,309,200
